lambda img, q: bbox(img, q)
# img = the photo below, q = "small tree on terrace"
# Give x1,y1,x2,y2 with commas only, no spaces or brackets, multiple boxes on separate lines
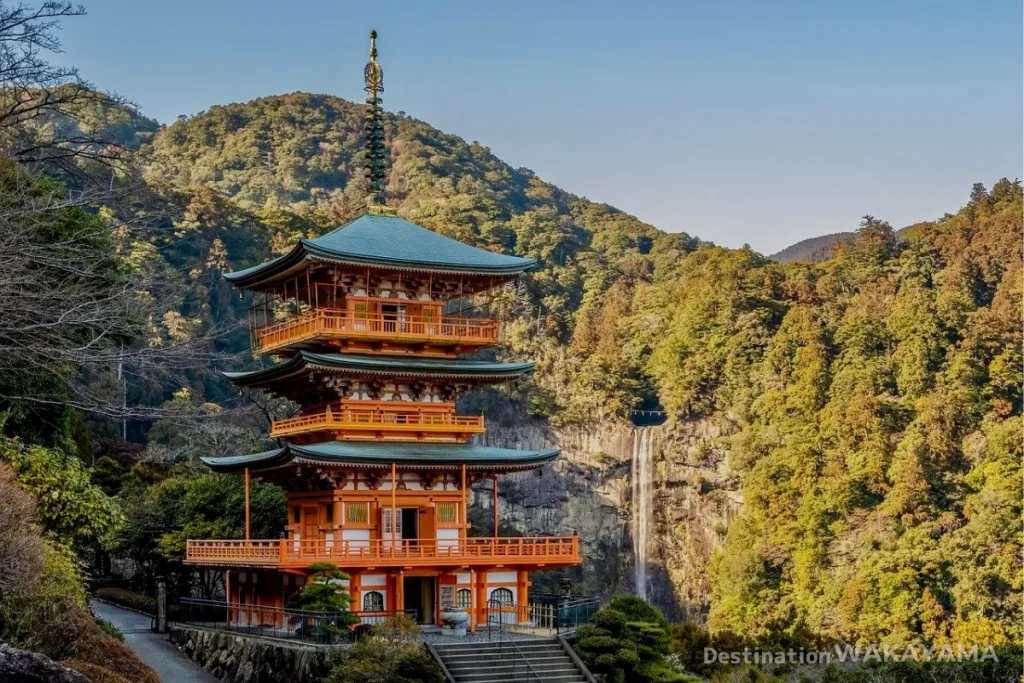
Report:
289,562,358,637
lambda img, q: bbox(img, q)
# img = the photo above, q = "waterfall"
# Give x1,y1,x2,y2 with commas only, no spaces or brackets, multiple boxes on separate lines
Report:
631,428,654,601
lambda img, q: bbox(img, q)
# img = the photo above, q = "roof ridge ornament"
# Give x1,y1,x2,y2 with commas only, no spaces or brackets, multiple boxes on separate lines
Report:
363,29,396,215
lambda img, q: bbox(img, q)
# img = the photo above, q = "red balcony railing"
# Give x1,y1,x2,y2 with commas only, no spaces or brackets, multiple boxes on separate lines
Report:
254,309,499,353
270,407,485,440
185,536,581,569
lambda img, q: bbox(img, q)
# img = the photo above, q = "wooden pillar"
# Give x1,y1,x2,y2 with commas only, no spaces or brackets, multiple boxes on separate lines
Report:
517,570,530,625
492,474,498,538
225,570,232,624
350,572,361,615
244,467,251,541
391,462,397,550
468,569,476,632
474,568,488,629
461,464,468,542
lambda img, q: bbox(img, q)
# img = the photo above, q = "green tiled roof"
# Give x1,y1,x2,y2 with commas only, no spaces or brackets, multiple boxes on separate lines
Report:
224,213,536,287
224,352,535,388
201,441,560,473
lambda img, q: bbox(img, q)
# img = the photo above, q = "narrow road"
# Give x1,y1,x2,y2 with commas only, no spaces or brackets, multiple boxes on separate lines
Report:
91,601,219,683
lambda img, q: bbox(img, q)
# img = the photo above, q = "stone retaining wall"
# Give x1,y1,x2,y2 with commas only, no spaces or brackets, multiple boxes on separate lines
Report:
169,625,333,683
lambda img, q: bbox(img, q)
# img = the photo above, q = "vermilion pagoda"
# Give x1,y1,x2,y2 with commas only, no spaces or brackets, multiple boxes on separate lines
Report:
184,31,581,630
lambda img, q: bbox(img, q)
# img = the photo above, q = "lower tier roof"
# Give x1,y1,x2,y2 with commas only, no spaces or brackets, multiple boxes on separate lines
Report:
201,441,560,474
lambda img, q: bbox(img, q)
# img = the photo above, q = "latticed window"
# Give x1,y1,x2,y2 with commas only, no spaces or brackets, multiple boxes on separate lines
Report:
457,588,472,609
490,588,514,606
363,591,384,611
346,502,368,523
437,502,456,523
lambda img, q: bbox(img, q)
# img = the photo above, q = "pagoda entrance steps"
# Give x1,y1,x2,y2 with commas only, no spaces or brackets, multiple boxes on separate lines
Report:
429,638,594,683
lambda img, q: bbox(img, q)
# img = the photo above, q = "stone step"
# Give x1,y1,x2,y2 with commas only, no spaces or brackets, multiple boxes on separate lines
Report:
441,648,565,660
447,661,578,674
455,676,585,683
430,637,590,683
434,642,564,654
445,654,571,667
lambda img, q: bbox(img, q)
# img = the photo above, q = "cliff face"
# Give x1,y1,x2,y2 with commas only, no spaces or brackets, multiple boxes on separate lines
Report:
473,418,741,621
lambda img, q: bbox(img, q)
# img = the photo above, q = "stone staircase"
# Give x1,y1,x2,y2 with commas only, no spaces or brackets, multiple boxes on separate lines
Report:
430,638,593,683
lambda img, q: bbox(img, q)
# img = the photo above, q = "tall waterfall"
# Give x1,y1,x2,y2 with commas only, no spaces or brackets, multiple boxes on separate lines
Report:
631,428,654,602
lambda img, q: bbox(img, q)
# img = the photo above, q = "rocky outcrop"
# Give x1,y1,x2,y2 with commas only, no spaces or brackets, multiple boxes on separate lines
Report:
0,643,90,683
473,417,741,621
169,626,331,683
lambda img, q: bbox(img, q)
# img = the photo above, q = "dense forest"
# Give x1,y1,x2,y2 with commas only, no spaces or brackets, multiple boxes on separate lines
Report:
0,4,1019,682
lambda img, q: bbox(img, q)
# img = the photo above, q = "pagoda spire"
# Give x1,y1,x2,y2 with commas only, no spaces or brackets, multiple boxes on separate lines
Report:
363,29,392,213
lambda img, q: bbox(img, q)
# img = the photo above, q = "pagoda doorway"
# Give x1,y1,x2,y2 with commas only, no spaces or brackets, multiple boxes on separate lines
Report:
401,508,419,546
403,576,436,625
381,303,407,333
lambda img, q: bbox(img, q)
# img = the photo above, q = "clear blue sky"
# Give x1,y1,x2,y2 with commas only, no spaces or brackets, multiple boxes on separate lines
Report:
56,0,1021,253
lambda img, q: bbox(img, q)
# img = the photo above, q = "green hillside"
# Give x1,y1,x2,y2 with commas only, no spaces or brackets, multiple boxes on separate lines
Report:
5,85,1020,653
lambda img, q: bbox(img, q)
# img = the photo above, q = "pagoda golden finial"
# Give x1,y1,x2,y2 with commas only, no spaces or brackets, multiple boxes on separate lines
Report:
363,29,394,214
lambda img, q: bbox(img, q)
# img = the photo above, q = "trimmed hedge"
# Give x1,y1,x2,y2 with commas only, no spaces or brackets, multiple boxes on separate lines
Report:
93,588,156,615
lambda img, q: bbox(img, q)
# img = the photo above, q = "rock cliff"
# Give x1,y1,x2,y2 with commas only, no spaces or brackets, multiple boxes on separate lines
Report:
473,417,741,621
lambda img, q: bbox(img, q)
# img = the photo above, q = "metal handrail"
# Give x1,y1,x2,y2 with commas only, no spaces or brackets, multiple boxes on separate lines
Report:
487,598,543,682
174,597,418,644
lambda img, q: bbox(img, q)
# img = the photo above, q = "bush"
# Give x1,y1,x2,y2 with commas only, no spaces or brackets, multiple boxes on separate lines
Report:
93,588,156,615
45,608,159,683
576,598,688,683
62,659,134,683
94,617,124,642
325,636,444,683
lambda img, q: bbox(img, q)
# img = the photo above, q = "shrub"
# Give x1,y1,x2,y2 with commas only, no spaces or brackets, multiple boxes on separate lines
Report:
61,659,134,683
94,617,124,642
325,636,444,683
46,608,159,683
576,598,689,683
93,588,156,615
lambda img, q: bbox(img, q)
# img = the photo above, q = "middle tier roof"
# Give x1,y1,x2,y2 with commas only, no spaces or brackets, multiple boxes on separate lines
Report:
225,351,535,394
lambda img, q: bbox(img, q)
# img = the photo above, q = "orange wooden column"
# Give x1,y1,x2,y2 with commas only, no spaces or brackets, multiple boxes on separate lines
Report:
474,569,488,628
461,464,468,541
244,467,251,540
517,570,530,624
391,462,397,549
492,474,498,537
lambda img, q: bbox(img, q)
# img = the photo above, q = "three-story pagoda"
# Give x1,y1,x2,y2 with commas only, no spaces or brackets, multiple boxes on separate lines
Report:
185,31,581,630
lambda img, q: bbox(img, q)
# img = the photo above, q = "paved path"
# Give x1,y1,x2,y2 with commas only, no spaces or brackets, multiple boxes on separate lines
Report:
91,601,218,683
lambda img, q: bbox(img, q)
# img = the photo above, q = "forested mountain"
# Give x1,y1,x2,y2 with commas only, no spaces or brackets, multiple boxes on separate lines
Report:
770,231,855,263
4,82,1021,662
136,95,1022,647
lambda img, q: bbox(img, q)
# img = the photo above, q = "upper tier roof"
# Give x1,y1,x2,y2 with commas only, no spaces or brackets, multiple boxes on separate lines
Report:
201,441,560,473
224,352,535,389
224,213,536,288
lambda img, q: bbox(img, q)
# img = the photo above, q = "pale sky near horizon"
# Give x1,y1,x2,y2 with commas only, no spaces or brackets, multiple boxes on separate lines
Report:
54,0,1021,254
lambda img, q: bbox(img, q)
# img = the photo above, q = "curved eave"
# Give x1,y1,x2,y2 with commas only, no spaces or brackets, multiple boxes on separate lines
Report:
224,353,536,389
200,443,560,474
223,242,536,290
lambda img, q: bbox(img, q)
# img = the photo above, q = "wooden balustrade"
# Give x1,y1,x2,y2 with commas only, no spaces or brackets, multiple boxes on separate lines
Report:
254,309,499,353
270,408,485,439
185,536,581,569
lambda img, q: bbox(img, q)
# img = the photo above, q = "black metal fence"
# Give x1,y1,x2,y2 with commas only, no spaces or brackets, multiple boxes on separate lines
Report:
528,593,601,633
175,597,416,645
482,594,601,637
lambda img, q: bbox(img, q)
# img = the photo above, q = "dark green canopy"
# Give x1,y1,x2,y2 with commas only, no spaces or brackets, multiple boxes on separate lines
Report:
201,441,560,473
224,213,536,288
